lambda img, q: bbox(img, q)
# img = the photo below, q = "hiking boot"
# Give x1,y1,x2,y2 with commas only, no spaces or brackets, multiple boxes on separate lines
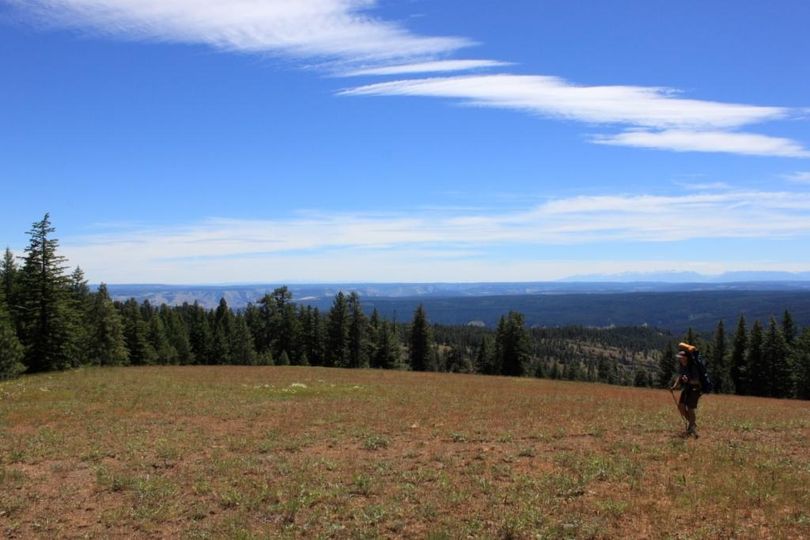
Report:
687,426,699,438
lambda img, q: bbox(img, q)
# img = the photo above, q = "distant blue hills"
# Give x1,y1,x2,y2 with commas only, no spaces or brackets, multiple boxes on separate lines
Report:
104,273,810,333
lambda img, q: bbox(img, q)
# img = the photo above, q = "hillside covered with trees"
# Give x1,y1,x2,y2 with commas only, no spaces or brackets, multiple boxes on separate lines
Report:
2,215,810,399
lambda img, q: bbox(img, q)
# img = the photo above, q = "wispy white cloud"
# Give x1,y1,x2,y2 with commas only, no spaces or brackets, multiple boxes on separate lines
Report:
7,1,807,156
784,171,810,184
342,75,789,130
8,0,472,64
59,189,810,282
342,59,510,77
343,74,808,156
593,130,810,158
673,181,731,191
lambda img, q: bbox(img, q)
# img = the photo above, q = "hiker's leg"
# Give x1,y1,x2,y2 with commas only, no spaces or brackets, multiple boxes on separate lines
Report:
687,408,697,431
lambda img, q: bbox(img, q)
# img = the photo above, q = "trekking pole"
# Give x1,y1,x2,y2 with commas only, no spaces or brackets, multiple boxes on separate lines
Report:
669,388,688,429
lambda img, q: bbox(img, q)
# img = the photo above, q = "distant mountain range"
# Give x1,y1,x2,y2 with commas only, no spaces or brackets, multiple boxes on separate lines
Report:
104,276,810,333
562,271,810,283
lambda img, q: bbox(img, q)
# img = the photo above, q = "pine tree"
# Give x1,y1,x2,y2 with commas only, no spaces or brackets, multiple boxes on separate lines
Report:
475,335,496,375
791,328,810,400
149,310,177,364
17,214,81,372
347,292,368,369
408,304,432,372
121,299,157,365
657,342,675,388
763,317,790,398
0,291,25,379
229,313,257,365
711,320,729,393
306,307,325,366
730,315,748,395
747,320,765,396
210,298,232,364
161,305,193,364
684,327,697,345
1,248,18,328
495,311,530,377
187,302,212,364
86,284,129,366
326,292,349,367
373,320,400,369
259,287,300,362
782,310,797,346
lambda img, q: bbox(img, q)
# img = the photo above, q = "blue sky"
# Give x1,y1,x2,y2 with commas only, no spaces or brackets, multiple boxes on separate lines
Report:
2,0,809,283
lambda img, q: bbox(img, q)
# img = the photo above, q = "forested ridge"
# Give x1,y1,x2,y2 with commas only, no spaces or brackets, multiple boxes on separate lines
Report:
2,215,809,399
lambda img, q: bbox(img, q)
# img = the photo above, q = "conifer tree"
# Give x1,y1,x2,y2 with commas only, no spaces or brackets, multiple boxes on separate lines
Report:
17,214,80,372
747,320,765,396
495,311,530,377
657,342,675,388
187,302,213,364
229,313,257,365
121,299,157,365
161,305,193,364
791,328,810,400
306,307,325,366
326,292,350,367
1,248,18,327
149,310,177,364
730,315,748,395
210,298,232,364
373,320,400,369
86,284,129,366
0,291,25,379
475,335,496,375
711,320,729,393
782,310,797,346
347,292,368,369
763,317,790,398
408,304,432,372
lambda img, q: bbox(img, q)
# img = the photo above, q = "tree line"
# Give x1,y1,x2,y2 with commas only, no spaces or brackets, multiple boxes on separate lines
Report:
2,214,809,400
657,315,810,400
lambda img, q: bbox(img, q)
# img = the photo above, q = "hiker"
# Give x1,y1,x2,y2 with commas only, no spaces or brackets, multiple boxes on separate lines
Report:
671,347,702,437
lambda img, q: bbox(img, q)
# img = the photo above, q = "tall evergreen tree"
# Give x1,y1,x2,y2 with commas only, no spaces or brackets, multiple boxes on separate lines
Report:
305,307,325,366
347,292,369,369
229,313,257,365
730,315,748,395
121,299,157,365
17,214,80,372
373,320,401,370
408,304,432,372
747,320,765,396
161,305,194,364
326,292,350,367
763,317,790,398
187,302,213,364
149,309,177,364
86,283,129,366
684,327,697,345
781,310,797,346
1,248,18,328
495,311,531,377
791,328,810,400
0,291,25,379
657,342,675,388
210,298,233,364
711,320,729,393
476,335,496,375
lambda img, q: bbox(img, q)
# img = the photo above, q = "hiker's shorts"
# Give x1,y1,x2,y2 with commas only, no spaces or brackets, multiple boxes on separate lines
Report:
679,387,701,409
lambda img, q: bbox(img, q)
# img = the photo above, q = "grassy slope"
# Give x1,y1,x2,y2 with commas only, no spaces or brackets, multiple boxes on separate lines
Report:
1,367,809,539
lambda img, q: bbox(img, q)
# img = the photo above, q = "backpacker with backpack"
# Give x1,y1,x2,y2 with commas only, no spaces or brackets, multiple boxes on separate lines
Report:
678,342,713,393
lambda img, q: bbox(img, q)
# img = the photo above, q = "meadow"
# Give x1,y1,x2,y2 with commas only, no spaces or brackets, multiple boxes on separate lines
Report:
1,367,809,539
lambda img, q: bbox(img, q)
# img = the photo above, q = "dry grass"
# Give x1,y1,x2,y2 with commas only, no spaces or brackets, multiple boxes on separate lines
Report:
1,366,809,538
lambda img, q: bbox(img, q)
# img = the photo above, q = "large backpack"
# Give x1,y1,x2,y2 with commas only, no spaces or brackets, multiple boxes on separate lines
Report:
679,342,713,393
